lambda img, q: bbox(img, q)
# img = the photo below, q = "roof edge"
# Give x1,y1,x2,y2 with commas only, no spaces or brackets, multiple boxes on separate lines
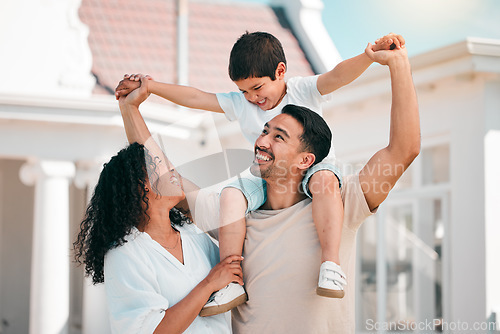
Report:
325,38,500,108
0,93,203,129
270,0,342,73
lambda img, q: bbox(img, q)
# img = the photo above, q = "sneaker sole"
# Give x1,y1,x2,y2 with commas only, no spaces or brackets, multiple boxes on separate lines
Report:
316,287,345,299
199,293,248,317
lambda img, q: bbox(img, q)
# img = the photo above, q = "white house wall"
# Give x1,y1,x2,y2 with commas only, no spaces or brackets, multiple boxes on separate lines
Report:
0,0,95,97
0,159,35,334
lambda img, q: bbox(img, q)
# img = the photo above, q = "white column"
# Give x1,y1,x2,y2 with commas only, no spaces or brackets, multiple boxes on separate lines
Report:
485,130,500,329
449,94,487,330
74,161,112,334
19,160,75,334
176,0,189,86
484,80,500,329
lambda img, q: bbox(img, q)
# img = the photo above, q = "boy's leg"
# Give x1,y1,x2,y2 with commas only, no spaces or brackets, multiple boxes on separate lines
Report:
219,187,247,260
200,175,266,317
200,187,248,317
218,174,266,259
309,170,343,264
303,164,347,298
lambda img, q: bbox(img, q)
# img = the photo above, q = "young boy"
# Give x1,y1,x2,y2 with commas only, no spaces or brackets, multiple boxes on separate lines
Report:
115,32,405,316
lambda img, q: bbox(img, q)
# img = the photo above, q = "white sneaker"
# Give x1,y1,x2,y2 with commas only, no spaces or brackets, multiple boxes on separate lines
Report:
316,261,347,298
200,283,248,317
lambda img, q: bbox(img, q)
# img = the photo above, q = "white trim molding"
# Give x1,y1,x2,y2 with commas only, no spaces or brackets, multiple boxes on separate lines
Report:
270,0,342,73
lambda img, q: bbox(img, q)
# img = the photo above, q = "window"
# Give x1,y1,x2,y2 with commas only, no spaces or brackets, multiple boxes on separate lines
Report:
355,145,450,333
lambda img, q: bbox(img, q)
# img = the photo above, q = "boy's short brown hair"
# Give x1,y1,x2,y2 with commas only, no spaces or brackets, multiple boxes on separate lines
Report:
229,31,287,81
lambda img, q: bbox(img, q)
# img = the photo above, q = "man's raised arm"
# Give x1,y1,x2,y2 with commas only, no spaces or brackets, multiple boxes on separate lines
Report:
359,43,420,211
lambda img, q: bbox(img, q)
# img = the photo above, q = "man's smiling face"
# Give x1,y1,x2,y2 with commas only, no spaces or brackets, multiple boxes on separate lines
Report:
250,113,307,180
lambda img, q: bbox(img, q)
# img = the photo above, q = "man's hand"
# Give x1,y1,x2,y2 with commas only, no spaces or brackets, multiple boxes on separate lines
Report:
365,40,408,67
115,74,152,100
371,33,405,52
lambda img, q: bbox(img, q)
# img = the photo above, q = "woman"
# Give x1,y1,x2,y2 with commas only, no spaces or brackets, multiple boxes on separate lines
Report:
73,142,243,333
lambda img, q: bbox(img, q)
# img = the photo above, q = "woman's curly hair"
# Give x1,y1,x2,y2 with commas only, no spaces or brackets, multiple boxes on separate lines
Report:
73,142,191,284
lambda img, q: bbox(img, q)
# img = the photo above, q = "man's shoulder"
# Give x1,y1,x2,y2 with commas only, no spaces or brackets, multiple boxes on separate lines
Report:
341,173,375,230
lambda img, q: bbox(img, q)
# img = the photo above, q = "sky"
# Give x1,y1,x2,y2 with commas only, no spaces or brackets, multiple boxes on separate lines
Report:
234,0,500,59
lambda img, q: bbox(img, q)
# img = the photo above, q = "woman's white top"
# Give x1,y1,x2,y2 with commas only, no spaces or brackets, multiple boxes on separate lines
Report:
104,224,230,334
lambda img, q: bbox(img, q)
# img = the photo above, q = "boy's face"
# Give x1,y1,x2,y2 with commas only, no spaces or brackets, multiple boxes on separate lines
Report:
234,63,287,111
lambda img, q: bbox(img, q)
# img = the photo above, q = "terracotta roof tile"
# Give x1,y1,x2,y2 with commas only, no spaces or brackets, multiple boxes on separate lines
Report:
79,0,314,96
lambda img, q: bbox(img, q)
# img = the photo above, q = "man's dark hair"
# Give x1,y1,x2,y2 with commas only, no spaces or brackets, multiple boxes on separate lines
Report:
229,31,287,81
281,104,332,165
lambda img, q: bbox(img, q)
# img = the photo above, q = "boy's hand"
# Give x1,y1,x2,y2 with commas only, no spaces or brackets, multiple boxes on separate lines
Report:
371,33,405,52
115,73,153,100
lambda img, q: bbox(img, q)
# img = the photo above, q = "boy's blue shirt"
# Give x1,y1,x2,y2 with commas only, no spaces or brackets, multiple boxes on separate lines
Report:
216,75,331,144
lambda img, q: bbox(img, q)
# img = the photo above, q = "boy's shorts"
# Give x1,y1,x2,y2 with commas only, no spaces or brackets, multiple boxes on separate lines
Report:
222,159,343,213
222,173,267,214
301,159,343,198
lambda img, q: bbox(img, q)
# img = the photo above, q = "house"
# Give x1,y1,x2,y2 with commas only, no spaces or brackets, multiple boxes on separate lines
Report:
328,37,500,332
0,0,499,333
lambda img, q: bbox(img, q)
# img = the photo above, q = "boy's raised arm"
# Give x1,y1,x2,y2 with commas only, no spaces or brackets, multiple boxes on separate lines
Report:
316,33,405,95
116,74,224,114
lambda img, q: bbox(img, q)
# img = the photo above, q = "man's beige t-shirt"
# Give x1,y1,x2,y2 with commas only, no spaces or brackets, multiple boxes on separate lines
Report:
231,174,374,334
195,174,374,333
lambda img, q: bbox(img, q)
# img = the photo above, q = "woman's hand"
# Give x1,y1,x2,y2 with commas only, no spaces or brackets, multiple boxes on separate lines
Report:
204,255,244,292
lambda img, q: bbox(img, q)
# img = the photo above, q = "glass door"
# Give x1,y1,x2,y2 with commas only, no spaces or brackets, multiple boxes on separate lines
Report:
357,193,449,333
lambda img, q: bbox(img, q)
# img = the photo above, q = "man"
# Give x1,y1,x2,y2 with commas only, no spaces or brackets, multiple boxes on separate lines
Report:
117,37,419,333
